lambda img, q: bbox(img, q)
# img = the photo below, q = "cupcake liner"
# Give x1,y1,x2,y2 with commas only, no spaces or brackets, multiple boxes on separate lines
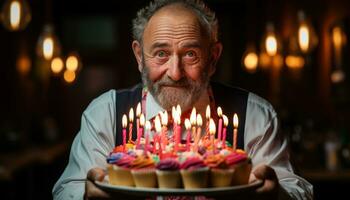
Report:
107,164,135,186
210,168,234,187
231,158,252,185
131,168,158,188
180,167,209,189
156,170,182,188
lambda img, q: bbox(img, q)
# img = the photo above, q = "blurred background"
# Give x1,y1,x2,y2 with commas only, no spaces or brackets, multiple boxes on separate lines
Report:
0,0,349,199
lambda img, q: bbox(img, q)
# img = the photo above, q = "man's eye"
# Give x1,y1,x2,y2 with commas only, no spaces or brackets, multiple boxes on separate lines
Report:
157,51,166,57
186,51,195,57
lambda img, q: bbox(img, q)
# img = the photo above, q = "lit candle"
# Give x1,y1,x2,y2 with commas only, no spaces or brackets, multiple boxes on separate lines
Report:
185,119,191,151
161,111,168,149
222,115,228,148
144,120,151,154
217,107,223,142
206,105,210,136
194,114,202,152
128,108,134,142
136,102,141,141
122,114,127,152
174,113,181,153
172,107,177,143
190,107,197,141
209,118,216,153
155,116,162,155
233,114,239,151
137,113,145,147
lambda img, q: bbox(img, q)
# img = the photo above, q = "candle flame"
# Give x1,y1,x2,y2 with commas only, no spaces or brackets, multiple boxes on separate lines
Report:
140,113,145,127
209,118,216,135
223,115,228,126
197,114,203,126
161,111,168,126
185,119,191,130
154,116,162,132
172,106,176,120
190,107,197,125
136,102,141,117
217,106,222,117
176,104,181,117
145,121,151,131
233,114,239,128
129,108,134,122
122,114,127,128
206,105,210,119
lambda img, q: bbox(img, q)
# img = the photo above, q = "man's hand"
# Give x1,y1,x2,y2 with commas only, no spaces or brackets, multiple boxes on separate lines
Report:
84,168,111,200
249,164,279,200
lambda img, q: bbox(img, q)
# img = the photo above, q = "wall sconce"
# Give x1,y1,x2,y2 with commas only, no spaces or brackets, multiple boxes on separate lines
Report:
330,23,347,83
1,0,31,31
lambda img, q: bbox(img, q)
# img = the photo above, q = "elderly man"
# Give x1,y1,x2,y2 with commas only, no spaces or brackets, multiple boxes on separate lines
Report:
53,0,313,199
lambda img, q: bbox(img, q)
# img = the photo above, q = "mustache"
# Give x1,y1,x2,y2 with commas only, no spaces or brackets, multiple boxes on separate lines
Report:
155,76,191,87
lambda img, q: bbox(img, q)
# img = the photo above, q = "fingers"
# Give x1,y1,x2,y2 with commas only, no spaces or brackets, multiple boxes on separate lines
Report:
87,167,106,182
252,165,279,200
253,165,277,181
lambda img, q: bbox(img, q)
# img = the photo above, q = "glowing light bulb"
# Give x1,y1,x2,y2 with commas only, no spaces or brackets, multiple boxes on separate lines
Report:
243,51,258,73
63,70,76,83
66,53,80,71
1,0,31,31
266,35,277,56
298,24,310,53
36,24,61,60
51,57,64,74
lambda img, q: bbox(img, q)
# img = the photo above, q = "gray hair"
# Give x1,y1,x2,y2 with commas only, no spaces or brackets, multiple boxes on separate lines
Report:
132,0,219,44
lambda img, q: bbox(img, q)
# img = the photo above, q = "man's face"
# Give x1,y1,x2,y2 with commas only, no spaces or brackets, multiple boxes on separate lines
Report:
135,5,215,111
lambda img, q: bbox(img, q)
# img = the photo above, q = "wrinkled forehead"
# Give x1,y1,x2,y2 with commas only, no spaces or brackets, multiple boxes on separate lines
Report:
142,4,208,45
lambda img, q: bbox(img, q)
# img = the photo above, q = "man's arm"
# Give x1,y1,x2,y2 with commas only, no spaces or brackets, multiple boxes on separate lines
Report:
245,93,313,200
52,91,116,200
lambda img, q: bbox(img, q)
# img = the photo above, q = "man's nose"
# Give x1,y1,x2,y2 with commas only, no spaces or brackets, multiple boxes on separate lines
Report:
166,55,183,81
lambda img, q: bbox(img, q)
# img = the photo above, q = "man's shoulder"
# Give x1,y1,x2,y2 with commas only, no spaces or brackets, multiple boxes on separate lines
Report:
85,89,116,114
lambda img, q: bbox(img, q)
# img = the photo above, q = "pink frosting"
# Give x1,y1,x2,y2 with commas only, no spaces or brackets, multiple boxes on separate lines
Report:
114,154,136,168
225,152,248,166
180,157,206,170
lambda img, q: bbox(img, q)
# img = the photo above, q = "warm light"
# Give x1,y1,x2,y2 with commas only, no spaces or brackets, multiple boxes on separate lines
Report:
285,55,305,69
266,35,278,56
43,37,54,60
16,54,31,75
66,54,79,71
10,1,20,29
299,24,310,53
51,57,64,74
122,114,127,128
209,119,216,135
243,51,258,73
272,54,284,69
140,113,145,127
331,69,345,83
206,105,210,119
233,114,239,128
217,107,222,117
1,0,31,31
129,108,134,122
259,53,271,69
332,26,343,49
223,115,228,127
161,111,168,126
185,119,191,130
136,102,141,117
63,70,76,83
145,121,151,131
196,114,202,127
176,104,181,116
155,116,161,133
190,107,197,126
172,106,176,121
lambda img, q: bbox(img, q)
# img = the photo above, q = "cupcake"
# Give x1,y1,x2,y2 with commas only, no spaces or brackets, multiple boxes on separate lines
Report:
130,155,157,188
205,154,234,187
225,150,252,185
156,158,182,188
107,152,136,186
180,157,209,189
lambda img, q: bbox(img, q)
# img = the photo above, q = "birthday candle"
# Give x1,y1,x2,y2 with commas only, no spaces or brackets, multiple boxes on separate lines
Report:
128,108,134,142
209,118,216,153
122,114,127,152
144,120,151,154
206,105,210,136
137,113,145,147
136,102,141,140
233,114,239,151
154,116,162,154
217,107,223,142
175,116,181,153
161,111,168,148
185,119,191,151
222,115,228,148
190,107,197,140
194,114,202,152
172,106,177,142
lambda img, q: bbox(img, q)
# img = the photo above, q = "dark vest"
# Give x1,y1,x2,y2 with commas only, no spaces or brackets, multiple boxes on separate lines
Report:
115,82,248,150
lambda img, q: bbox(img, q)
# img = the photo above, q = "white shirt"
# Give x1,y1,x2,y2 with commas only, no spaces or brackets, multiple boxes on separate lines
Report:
52,88,313,200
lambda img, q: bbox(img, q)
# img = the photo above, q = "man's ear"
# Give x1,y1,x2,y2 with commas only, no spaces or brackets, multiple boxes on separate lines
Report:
132,40,143,72
208,42,223,76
